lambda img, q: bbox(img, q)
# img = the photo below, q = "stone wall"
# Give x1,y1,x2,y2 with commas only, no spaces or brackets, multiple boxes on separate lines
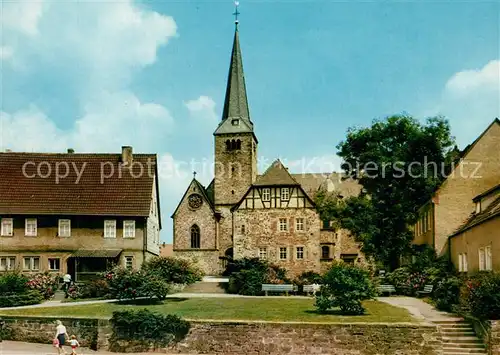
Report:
172,320,442,355
491,320,500,355
173,250,221,276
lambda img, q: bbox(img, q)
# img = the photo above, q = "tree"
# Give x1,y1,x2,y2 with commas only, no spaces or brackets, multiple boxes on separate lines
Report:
334,115,455,269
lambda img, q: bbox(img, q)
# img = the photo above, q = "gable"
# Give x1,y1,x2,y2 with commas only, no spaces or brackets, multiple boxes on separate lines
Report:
171,179,215,218
233,185,315,211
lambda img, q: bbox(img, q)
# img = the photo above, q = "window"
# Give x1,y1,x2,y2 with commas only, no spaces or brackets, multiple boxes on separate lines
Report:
0,257,15,271
281,188,289,201
125,256,133,270
190,225,200,249
279,247,287,260
476,201,481,213
240,224,246,234
321,246,330,259
58,219,71,237
231,119,239,126
259,247,267,260
279,218,288,232
485,246,492,271
296,218,304,231
23,257,40,271
479,248,485,271
104,220,116,238
48,258,60,271
1,218,13,236
25,218,37,236
262,188,270,201
458,253,468,272
123,220,135,238
296,246,304,259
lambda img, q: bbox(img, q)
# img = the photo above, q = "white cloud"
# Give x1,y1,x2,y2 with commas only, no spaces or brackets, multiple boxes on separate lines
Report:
0,46,14,61
1,0,44,36
445,60,500,96
184,96,218,122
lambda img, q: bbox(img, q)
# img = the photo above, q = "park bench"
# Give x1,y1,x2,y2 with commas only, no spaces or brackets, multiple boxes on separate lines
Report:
416,284,434,297
377,284,396,296
303,284,322,296
262,284,295,296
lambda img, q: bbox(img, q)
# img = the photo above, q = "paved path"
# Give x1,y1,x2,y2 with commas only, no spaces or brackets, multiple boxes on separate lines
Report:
377,296,462,323
0,340,183,355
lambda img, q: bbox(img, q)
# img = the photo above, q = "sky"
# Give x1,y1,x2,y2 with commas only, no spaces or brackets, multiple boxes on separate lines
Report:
1,0,499,243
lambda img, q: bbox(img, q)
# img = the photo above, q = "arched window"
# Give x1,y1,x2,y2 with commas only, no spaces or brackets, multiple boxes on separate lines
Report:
321,246,330,259
190,225,200,249
236,139,241,150
226,140,231,151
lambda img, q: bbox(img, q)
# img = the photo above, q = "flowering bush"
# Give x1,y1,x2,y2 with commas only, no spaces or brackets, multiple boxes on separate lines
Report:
460,272,500,320
26,272,59,299
433,276,461,312
107,267,145,300
0,272,44,307
141,257,203,285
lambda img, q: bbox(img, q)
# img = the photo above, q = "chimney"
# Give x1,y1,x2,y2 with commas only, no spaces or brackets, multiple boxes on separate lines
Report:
121,146,133,166
67,148,75,154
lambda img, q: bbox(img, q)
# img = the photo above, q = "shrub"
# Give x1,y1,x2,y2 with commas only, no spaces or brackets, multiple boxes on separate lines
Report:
222,257,268,276
0,271,29,294
433,276,461,312
0,289,44,307
109,309,190,352
139,275,172,301
461,272,500,320
294,271,322,286
107,267,145,300
141,257,203,285
315,261,376,315
26,272,59,299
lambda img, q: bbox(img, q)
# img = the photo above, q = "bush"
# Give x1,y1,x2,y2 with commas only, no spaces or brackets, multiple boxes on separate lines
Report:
227,269,267,295
26,272,59,299
109,309,190,351
461,272,500,320
222,257,268,276
0,289,44,307
0,271,29,294
294,271,322,286
433,276,461,312
107,268,146,300
139,275,172,301
315,261,376,315
141,257,203,285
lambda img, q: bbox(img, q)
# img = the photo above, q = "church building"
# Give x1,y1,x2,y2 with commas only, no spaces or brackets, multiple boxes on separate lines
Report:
172,22,365,276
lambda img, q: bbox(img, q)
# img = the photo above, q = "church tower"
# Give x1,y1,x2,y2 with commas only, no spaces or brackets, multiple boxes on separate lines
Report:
213,23,258,207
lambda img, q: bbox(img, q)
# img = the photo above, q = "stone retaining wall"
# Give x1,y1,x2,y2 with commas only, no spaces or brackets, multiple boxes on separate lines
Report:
0,316,442,354
491,320,500,355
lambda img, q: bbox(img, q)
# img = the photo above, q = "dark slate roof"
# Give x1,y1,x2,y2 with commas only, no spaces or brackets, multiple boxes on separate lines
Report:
214,26,255,138
292,172,362,200
0,152,158,217
205,179,215,205
451,195,500,237
253,159,300,186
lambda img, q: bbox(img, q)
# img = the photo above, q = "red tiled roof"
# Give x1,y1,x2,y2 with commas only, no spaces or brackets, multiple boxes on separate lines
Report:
0,152,157,216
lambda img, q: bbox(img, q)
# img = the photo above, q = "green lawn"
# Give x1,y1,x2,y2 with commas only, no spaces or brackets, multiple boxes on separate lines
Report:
0,298,415,323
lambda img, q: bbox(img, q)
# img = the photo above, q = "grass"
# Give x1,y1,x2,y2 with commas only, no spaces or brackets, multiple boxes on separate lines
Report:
0,298,415,323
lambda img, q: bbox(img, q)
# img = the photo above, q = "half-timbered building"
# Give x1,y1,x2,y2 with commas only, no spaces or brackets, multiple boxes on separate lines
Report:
172,24,365,276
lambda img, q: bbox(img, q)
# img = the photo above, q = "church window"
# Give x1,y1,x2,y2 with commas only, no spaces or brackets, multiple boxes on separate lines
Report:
296,218,304,231
259,247,267,259
231,119,239,126
281,188,289,201
241,225,245,234
262,188,270,201
226,140,231,151
279,247,287,260
236,139,241,150
321,246,330,259
190,225,200,249
296,247,304,259
279,218,288,232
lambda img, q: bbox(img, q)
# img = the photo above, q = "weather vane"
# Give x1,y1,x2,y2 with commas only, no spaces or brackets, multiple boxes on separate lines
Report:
233,1,240,25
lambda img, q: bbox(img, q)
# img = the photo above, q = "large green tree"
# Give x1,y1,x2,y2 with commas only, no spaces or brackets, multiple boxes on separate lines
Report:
330,115,455,269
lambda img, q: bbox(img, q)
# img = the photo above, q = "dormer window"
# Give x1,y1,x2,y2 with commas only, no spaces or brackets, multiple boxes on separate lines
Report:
476,201,481,213
231,119,240,126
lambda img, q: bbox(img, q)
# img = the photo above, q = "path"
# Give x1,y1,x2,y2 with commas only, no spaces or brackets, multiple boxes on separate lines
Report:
0,340,184,355
377,296,462,323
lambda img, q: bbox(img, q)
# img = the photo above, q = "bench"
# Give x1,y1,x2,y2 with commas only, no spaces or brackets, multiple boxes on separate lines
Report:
377,284,396,296
303,284,322,296
262,284,295,296
417,284,433,297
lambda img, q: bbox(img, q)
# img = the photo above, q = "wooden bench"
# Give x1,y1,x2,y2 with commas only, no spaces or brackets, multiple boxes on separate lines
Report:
303,284,321,296
417,284,433,297
377,284,396,295
262,284,295,296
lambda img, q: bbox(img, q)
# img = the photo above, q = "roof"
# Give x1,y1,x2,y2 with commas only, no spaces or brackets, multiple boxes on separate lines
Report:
72,249,122,258
253,159,300,186
0,152,158,217
170,178,215,218
214,26,256,140
473,183,500,202
160,244,173,257
205,179,215,205
292,172,362,200
450,195,500,237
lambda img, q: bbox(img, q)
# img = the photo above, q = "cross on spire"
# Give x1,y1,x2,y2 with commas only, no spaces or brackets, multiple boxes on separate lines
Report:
233,1,240,25
193,171,197,179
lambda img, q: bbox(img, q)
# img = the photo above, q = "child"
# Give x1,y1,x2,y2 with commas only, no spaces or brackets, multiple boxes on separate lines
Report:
69,335,80,355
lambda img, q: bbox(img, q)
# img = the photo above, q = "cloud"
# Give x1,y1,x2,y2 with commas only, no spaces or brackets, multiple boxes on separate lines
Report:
184,96,218,122
445,60,500,96
1,0,44,36
0,46,14,61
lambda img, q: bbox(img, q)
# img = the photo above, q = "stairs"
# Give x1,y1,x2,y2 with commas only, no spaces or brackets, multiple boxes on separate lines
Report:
434,320,487,354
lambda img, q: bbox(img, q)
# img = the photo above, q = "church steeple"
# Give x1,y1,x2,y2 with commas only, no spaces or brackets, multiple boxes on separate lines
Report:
214,13,255,137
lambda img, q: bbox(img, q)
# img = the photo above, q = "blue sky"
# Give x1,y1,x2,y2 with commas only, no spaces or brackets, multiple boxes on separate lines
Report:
1,0,499,243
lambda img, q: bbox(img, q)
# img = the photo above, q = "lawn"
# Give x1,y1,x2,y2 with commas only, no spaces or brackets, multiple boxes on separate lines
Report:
0,298,415,323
